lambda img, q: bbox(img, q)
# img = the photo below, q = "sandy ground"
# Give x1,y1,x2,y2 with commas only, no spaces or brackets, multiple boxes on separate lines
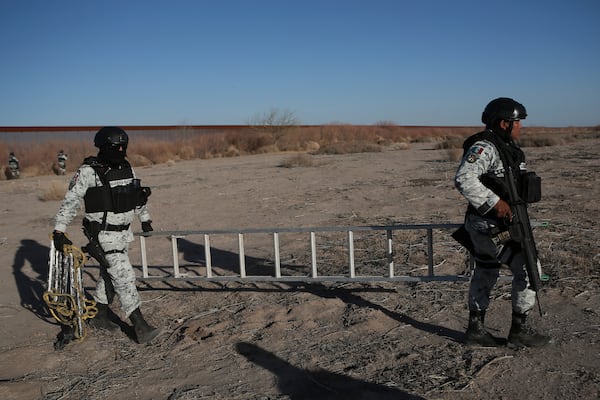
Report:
0,135,599,399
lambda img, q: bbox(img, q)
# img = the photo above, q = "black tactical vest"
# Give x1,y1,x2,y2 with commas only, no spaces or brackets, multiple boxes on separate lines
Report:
82,157,148,214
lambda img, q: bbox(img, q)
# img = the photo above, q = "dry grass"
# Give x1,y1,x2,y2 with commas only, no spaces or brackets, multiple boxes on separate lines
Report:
1,125,595,179
279,153,316,168
38,181,68,201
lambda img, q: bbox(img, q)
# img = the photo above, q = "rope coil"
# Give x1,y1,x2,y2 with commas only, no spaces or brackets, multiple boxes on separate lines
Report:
44,240,97,341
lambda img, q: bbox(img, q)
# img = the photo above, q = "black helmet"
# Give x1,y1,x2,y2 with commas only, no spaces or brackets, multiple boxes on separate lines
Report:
94,126,129,148
481,97,527,126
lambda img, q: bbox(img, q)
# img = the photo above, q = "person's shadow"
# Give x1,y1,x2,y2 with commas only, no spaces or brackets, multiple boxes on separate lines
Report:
13,239,52,320
236,342,426,399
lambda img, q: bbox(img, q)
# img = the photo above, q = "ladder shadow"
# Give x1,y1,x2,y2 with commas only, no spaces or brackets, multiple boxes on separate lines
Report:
236,342,426,399
301,282,464,343
140,239,464,343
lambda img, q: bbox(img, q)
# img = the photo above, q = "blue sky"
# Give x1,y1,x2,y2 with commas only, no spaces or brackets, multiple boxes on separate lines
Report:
1,0,599,127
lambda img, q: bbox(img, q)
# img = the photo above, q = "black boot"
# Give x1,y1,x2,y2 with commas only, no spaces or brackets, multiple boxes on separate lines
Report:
88,303,119,331
508,312,551,348
129,308,161,344
465,310,501,346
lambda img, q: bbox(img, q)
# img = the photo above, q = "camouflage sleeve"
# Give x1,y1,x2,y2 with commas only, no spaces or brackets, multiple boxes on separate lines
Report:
454,140,500,215
54,165,96,232
132,167,152,223
135,203,152,223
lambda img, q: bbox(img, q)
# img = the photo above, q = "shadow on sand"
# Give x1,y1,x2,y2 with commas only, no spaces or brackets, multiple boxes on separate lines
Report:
138,237,464,343
236,341,426,399
12,239,52,320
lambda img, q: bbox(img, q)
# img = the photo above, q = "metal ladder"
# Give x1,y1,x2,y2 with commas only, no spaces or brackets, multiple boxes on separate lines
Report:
135,223,474,283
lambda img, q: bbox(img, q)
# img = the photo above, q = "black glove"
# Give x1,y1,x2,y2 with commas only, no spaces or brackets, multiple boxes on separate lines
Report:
141,221,153,236
52,231,73,252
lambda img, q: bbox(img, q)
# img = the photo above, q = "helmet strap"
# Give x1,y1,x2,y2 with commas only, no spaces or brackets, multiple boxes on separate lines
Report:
492,121,513,143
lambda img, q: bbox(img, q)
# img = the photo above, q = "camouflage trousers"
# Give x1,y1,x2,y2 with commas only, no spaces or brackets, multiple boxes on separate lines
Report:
465,212,536,314
92,233,141,317
468,247,537,314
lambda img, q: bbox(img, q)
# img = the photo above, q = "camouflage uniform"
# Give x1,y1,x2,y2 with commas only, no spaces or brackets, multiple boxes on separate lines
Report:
54,163,151,317
57,151,67,169
455,131,536,314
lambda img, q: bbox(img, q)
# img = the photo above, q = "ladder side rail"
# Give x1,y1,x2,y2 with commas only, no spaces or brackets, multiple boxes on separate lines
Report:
238,233,246,278
273,232,281,278
171,235,181,278
310,231,317,278
348,230,355,278
140,235,149,278
387,230,394,278
204,234,212,278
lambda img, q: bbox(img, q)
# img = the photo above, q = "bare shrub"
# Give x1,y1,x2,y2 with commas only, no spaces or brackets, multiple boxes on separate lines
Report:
224,131,277,154
39,181,67,201
304,141,320,152
436,136,464,149
255,144,279,154
279,153,315,168
314,141,382,155
519,133,576,147
128,153,153,167
177,145,196,160
446,148,464,162
248,108,300,135
225,145,240,157
130,140,177,163
391,142,411,151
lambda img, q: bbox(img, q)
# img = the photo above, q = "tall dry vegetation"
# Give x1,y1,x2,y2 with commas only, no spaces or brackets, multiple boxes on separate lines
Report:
1,125,594,179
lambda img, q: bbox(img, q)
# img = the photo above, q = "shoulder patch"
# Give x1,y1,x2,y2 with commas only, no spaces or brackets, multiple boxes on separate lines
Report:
465,144,485,163
68,170,81,190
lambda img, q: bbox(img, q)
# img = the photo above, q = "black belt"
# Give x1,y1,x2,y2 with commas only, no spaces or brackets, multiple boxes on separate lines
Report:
84,220,130,232
104,223,130,231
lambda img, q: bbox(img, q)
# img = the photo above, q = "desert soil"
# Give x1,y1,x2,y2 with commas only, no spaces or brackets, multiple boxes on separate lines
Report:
0,135,598,400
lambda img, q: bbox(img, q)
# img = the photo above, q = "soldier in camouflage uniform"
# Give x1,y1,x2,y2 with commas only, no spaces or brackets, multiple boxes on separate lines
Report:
7,152,20,179
56,149,68,175
454,98,550,348
52,127,161,344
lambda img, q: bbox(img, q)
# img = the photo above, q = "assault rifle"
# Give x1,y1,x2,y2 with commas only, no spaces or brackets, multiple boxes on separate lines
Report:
82,226,116,304
506,166,544,316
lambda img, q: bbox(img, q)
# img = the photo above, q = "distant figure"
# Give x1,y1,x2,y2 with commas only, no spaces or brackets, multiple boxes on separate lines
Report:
56,149,68,175
7,152,20,179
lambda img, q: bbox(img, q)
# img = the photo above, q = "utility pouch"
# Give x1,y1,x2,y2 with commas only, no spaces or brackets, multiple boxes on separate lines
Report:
84,186,113,213
520,171,541,203
111,182,139,213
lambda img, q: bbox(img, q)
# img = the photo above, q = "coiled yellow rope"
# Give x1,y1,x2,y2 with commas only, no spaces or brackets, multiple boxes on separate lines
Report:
44,243,97,341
